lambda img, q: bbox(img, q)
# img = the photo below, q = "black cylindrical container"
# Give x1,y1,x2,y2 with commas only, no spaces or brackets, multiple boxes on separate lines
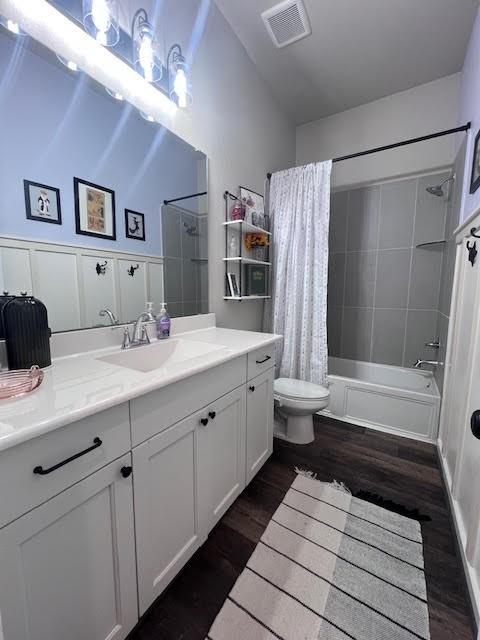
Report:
3,294,51,369
0,293,14,340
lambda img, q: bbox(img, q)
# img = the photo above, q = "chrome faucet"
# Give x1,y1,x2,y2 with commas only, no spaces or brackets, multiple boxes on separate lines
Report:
413,359,443,369
99,308,118,325
121,312,151,349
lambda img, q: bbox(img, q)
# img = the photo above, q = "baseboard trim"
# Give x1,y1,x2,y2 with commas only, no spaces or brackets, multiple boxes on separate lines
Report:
437,438,480,629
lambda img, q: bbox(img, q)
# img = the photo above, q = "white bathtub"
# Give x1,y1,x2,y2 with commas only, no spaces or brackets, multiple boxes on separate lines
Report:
322,357,441,442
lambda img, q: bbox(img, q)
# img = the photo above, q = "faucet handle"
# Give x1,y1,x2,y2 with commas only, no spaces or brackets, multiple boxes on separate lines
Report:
425,341,440,349
121,327,132,350
141,324,151,344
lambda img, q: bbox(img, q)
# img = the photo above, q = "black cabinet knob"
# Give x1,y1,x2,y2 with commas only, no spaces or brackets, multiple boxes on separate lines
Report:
249,385,255,392
471,410,480,439
200,418,209,426
121,466,133,478
208,411,216,420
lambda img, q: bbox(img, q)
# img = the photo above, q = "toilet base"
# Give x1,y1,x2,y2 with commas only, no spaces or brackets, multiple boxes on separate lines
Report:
274,410,315,445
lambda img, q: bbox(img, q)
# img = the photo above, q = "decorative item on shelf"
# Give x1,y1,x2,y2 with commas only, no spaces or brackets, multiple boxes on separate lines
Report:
228,230,240,257
96,261,108,275
74,177,116,240
127,263,140,277
2,294,51,369
125,209,145,241
244,232,269,261
227,273,240,298
240,186,264,225
245,264,268,296
24,180,62,225
470,129,480,194
0,366,44,400
230,199,245,221
83,0,119,47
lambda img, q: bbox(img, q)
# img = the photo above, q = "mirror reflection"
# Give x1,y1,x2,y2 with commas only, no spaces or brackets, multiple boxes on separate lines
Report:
0,31,208,332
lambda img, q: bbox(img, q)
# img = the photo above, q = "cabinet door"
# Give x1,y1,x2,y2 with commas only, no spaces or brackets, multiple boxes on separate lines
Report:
197,387,246,533
0,455,137,640
133,416,203,614
246,369,274,483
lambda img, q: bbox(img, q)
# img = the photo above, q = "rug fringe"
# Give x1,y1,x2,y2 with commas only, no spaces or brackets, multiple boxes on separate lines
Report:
294,468,352,495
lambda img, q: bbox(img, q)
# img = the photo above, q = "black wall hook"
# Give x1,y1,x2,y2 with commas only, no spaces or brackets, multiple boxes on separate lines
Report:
467,240,477,267
471,227,480,239
127,264,139,277
96,261,107,275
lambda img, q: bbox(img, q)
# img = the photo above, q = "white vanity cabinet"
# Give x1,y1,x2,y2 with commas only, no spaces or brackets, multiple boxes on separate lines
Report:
0,455,138,640
246,368,274,483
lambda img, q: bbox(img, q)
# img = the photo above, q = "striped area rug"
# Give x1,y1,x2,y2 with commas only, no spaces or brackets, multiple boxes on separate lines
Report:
207,473,430,640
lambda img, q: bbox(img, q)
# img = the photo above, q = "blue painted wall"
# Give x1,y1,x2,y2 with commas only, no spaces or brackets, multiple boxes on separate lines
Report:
0,33,203,256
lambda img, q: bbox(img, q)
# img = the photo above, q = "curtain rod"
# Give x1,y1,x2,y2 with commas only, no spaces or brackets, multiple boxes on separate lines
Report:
266,122,471,180
163,191,207,205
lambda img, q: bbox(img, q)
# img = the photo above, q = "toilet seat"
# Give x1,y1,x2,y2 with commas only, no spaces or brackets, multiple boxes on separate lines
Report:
274,377,329,402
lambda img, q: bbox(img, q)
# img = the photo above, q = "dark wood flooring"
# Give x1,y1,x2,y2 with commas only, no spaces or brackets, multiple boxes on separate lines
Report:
128,416,476,640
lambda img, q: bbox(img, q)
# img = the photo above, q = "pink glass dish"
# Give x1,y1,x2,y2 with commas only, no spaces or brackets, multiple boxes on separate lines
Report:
0,366,44,400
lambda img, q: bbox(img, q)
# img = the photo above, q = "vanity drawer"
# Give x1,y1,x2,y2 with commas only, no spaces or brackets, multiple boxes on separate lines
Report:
247,345,275,380
131,356,246,446
0,403,130,528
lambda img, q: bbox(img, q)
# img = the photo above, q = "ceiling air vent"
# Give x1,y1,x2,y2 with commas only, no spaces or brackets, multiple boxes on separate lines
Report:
261,0,311,49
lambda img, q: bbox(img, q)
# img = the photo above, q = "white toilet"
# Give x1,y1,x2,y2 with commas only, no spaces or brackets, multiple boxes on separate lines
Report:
274,377,330,444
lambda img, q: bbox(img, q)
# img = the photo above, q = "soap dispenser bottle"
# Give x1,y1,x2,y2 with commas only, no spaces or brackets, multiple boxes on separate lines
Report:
156,303,170,340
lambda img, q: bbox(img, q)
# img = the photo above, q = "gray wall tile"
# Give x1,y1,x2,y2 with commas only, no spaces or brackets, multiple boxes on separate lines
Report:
328,253,346,307
164,257,182,303
371,309,407,366
162,208,181,258
344,251,376,307
327,305,342,357
434,312,449,392
182,258,198,302
347,187,380,251
342,308,373,361
375,249,411,309
438,239,456,316
404,309,438,367
414,172,449,245
408,248,443,309
378,178,416,249
330,191,348,253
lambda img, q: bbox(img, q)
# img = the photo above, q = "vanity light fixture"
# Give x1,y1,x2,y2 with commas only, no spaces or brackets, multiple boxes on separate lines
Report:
82,0,119,47
0,15,25,35
167,44,192,109
56,54,79,72
139,110,155,123
105,87,124,101
132,8,162,84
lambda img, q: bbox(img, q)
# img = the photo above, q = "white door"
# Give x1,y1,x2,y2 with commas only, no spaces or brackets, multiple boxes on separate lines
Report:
133,415,203,615
0,455,138,640
246,369,274,483
118,259,147,323
80,255,117,327
197,386,246,533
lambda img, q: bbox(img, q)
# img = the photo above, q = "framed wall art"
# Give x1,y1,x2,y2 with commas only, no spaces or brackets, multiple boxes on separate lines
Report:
24,180,62,225
74,177,116,240
125,209,145,241
470,129,480,194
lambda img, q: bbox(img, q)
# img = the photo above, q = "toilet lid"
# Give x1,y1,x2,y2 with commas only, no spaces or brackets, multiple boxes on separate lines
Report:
274,377,329,401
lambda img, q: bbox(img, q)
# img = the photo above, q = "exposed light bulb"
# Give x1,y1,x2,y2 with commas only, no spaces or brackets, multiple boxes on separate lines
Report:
91,0,110,44
67,60,78,71
174,68,188,108
6,19,19,34
106,87,123,100
139,111,155,122
138,33,154,82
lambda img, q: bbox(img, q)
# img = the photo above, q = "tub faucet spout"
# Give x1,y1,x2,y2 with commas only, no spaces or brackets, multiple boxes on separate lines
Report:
413,359,443,369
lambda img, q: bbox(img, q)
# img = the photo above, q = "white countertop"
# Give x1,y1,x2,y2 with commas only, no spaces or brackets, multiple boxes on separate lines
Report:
0,327,281,453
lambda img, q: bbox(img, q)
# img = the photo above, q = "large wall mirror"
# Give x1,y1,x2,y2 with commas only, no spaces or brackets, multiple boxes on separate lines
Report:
0,27,208,333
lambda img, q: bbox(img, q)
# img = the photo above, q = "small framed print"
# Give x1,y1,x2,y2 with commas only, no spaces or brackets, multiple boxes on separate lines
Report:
74,177,116,240
470,130,480,194
240,186,265,226
227,272,240,297
125,209,145,241
24,180,62,225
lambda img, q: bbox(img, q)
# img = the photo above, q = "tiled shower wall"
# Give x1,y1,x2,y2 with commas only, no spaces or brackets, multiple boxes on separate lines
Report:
327,170,453,370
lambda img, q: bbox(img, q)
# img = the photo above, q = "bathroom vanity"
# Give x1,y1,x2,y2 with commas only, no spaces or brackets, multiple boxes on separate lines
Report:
0,321,279,640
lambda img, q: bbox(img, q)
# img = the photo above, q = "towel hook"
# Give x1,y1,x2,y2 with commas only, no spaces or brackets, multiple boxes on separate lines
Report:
96,261,107,275
127,264,139,277
470,227,480,239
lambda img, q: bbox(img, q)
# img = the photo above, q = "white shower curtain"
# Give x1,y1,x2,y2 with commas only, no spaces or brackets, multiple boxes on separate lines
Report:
266,161,332,386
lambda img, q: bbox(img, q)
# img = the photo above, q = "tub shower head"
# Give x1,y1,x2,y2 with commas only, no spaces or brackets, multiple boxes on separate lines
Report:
426,175,455,197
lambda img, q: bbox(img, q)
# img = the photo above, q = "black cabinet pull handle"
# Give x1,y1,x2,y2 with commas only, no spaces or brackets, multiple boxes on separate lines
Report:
471,410,480,439
121,466,133,478
255,355,271,364
33,437,102,476
249,385,255,392
208,411,216,420
200,418,209,426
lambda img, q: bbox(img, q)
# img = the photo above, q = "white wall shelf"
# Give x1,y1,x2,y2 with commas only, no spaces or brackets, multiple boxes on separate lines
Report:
222,220,271,236
223,257,271,266
223,295,271,301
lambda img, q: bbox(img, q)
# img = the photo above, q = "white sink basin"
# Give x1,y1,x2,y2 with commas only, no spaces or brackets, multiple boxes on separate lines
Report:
97,339,227,373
